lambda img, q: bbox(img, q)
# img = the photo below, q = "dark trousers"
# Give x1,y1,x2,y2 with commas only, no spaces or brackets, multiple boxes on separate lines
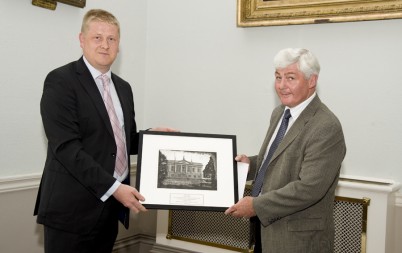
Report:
44,201,119,253
250,216,262,253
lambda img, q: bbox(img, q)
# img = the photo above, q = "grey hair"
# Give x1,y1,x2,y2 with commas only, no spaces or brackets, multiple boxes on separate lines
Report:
273,48,320,79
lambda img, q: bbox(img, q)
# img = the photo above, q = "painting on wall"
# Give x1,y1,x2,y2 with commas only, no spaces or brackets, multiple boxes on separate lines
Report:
57,0,85,8
237,0,402,27
32,0,85,10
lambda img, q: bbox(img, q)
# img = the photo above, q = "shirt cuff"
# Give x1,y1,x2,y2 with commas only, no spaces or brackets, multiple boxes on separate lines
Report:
100,180,121,202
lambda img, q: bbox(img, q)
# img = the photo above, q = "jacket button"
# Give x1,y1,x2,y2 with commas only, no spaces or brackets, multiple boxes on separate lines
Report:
111,153,116,157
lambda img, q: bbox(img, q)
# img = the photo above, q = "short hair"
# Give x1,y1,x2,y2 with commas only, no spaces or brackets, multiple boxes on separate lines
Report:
273,48,320,79
81,9,120,36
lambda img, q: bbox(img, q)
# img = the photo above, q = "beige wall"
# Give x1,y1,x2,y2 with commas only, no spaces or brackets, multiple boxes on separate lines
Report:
0,175,401,252
1,0,402,252
395,202,402,252
0,0,148,177
0,185,43,253
1,0,402,189
0,172,156,253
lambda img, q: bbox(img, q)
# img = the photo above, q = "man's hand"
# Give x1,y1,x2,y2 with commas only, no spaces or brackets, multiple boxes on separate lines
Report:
224,196,256,218
148,127,179,132
113,184,147,213
235,154,250,164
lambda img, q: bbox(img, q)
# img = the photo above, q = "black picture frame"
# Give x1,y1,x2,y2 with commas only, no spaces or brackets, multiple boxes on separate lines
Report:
136,131,238,211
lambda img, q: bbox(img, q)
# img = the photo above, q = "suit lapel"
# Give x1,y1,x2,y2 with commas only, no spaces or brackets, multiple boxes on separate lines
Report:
75,58,115,138
257,108,284,168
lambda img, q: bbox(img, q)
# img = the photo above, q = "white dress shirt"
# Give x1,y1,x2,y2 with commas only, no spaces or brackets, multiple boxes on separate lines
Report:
83,56,129,201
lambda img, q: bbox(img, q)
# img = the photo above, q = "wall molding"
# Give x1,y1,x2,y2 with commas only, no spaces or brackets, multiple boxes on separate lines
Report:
0,173,42,193
1,170,401,208
0,164,138,194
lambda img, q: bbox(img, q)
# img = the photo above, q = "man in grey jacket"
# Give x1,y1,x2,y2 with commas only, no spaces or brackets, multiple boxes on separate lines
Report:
225,48,346,253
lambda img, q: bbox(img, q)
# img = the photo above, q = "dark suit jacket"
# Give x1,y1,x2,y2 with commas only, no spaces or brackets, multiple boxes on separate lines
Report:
34,57,138,234
249,96,346,253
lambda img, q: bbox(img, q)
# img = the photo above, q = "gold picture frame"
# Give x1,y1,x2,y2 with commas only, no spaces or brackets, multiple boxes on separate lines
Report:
32,0,85,10
237,0,402,27
57,0,85,8
32,0,57,10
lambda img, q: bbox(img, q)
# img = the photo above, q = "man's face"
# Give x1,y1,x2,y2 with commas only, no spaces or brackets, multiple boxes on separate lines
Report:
79,21,120,73
274,63,317,108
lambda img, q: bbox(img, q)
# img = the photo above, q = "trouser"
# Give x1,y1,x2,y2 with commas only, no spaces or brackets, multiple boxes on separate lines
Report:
44,202,119,253
250,216,262,253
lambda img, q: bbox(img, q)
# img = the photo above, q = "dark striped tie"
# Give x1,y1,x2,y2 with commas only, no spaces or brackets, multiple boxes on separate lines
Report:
251,109,291,197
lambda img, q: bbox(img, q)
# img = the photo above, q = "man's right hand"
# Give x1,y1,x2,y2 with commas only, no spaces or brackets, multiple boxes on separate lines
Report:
113,184,147,213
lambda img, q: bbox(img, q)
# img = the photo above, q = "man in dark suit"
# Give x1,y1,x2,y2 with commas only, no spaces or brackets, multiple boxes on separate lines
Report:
34,9,175,253
225,48,346,253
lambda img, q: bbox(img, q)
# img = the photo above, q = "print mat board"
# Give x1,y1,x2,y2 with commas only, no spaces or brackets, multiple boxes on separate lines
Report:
136,131,238,211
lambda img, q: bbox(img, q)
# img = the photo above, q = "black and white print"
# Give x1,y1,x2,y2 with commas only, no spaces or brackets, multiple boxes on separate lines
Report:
157,150,217,191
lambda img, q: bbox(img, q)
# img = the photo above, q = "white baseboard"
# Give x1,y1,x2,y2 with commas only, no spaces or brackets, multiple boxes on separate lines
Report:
150,243,197,253
114,234,155,252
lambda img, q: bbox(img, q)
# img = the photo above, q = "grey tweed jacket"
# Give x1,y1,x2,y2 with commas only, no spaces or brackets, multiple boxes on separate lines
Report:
249,96,346,253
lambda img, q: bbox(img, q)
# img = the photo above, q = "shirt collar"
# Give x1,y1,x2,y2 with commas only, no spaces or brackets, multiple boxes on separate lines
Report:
286,92,316,121
82,56,111,80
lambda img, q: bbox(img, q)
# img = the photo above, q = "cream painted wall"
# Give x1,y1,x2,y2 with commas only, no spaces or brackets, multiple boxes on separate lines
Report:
143,0,402,189
0,172,156,252
1,0,401,189
0,0,402,252
0,0,147,177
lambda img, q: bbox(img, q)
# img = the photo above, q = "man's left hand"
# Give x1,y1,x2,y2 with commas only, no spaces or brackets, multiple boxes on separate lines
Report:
224,196,256,218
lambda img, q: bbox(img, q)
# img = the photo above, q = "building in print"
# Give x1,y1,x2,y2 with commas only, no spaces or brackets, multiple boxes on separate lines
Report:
166,159,204,179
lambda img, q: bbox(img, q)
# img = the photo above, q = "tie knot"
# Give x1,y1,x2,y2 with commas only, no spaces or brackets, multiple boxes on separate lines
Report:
99,74,110,87
284,109,291,120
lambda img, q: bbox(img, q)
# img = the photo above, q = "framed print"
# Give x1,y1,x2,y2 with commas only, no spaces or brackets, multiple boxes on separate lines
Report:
237,0,402,27
136,131,238,211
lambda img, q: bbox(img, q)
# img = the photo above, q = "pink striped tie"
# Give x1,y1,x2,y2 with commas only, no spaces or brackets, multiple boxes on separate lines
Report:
99,74,127,176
